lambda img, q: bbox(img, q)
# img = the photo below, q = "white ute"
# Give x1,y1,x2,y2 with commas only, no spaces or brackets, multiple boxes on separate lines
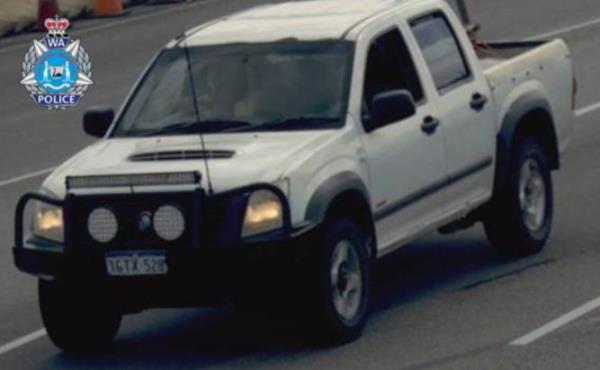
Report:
14,0,575,351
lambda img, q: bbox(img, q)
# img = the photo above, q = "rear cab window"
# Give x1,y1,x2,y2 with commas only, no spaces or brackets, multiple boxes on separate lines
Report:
409,12,472,92
362,28,425,123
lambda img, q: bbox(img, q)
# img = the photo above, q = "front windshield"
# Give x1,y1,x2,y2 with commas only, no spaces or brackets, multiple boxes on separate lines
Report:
112,41,354,137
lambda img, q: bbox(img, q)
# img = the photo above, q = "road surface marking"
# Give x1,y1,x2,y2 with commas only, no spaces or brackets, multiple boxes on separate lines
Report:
0,0,596,56
529,16,600,40
0,0,219,55
0,1,596,361
511,295,600,345
0,329,46,356
0,167,55,188
576,101,600,117
0,101,597,189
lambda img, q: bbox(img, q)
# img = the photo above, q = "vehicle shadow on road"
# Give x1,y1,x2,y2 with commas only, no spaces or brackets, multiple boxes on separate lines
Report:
373,228,553,311
44,228,550,369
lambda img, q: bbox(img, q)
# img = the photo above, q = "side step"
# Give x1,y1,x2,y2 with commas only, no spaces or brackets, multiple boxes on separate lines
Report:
438,207,485,235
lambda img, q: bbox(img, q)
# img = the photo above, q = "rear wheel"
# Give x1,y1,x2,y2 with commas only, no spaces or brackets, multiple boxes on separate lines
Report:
39,279,122,353
484,138,554,256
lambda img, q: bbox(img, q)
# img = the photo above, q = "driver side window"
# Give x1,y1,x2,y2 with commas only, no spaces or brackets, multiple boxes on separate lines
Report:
362,28,424,124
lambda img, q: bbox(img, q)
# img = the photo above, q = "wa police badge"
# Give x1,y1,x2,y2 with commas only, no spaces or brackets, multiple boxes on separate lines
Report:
20,17,93,110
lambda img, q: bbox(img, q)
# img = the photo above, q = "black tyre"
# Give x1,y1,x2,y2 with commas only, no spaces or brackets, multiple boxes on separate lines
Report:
39,279,122,352
484,138,554,256
309,218,371,344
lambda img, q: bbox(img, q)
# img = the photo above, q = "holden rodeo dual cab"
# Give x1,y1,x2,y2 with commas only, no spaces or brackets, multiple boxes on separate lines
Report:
13,0,575,351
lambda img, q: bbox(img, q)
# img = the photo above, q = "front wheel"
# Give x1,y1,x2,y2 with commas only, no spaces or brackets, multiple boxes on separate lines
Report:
39,280,122,353
309,218,371,344
484,138,554,256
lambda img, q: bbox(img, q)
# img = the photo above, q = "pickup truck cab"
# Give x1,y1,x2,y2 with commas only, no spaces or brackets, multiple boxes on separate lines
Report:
14,0,575,351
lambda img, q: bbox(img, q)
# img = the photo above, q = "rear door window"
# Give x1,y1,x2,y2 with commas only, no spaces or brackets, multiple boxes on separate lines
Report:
410,12,471,91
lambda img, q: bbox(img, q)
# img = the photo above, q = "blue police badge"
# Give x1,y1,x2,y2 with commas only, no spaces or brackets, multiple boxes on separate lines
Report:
20,17,93,110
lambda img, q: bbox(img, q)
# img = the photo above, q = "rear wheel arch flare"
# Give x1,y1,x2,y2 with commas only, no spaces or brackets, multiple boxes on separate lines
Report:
512,109,560,170
495,94,560,193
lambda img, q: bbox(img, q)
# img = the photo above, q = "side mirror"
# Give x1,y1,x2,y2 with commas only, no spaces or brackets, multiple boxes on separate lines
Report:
367,90,416,132
83,108,114,138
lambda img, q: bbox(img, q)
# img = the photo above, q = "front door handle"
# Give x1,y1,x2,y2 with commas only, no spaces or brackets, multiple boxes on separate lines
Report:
470,93,488,111
421,116,440,135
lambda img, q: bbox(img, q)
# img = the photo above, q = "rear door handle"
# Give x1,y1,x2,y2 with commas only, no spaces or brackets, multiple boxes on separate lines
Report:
421,116,440,135
470,93,488,111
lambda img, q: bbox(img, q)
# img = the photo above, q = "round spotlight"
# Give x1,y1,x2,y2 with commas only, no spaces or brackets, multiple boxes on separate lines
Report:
88,207,118,243
153,205,185,241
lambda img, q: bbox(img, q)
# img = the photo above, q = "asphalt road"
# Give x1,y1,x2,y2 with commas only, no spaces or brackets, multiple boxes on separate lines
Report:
1,0,600,369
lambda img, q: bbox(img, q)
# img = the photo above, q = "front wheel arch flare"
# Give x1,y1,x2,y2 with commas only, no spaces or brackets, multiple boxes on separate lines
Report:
323,190,376,259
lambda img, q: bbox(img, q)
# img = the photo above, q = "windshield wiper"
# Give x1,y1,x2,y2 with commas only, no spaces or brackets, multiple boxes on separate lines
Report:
139,120,252,137
227,117,341,133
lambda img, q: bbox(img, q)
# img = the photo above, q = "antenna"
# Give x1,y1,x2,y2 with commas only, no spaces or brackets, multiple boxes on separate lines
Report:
456,0,472,26
456,0,480,41
183,40,215,195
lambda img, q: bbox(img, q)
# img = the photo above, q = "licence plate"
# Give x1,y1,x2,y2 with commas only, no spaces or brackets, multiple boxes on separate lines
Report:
105,251,168,276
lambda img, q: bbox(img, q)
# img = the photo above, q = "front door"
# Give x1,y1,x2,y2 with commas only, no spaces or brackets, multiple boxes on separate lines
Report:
358,25,447,254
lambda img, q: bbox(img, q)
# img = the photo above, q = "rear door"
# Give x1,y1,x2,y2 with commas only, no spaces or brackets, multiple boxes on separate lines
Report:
356,23,447,254
408,10,496,210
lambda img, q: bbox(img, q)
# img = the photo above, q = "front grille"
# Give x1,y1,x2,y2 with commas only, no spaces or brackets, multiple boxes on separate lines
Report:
129,150,235,162
67,192,201,251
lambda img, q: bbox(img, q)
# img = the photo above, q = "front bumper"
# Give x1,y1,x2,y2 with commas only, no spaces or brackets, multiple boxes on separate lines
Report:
13,236,312,309
13,189,316,309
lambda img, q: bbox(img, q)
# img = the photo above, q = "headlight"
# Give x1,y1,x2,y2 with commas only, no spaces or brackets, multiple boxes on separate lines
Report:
242,190,284,238
32,202,63,243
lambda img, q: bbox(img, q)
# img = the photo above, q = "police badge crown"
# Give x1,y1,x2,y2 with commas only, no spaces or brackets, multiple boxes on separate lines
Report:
20,17,93,110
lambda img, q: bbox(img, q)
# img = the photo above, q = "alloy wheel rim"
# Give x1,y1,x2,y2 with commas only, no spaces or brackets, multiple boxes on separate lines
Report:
518,158,547,232
330,240,363,324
